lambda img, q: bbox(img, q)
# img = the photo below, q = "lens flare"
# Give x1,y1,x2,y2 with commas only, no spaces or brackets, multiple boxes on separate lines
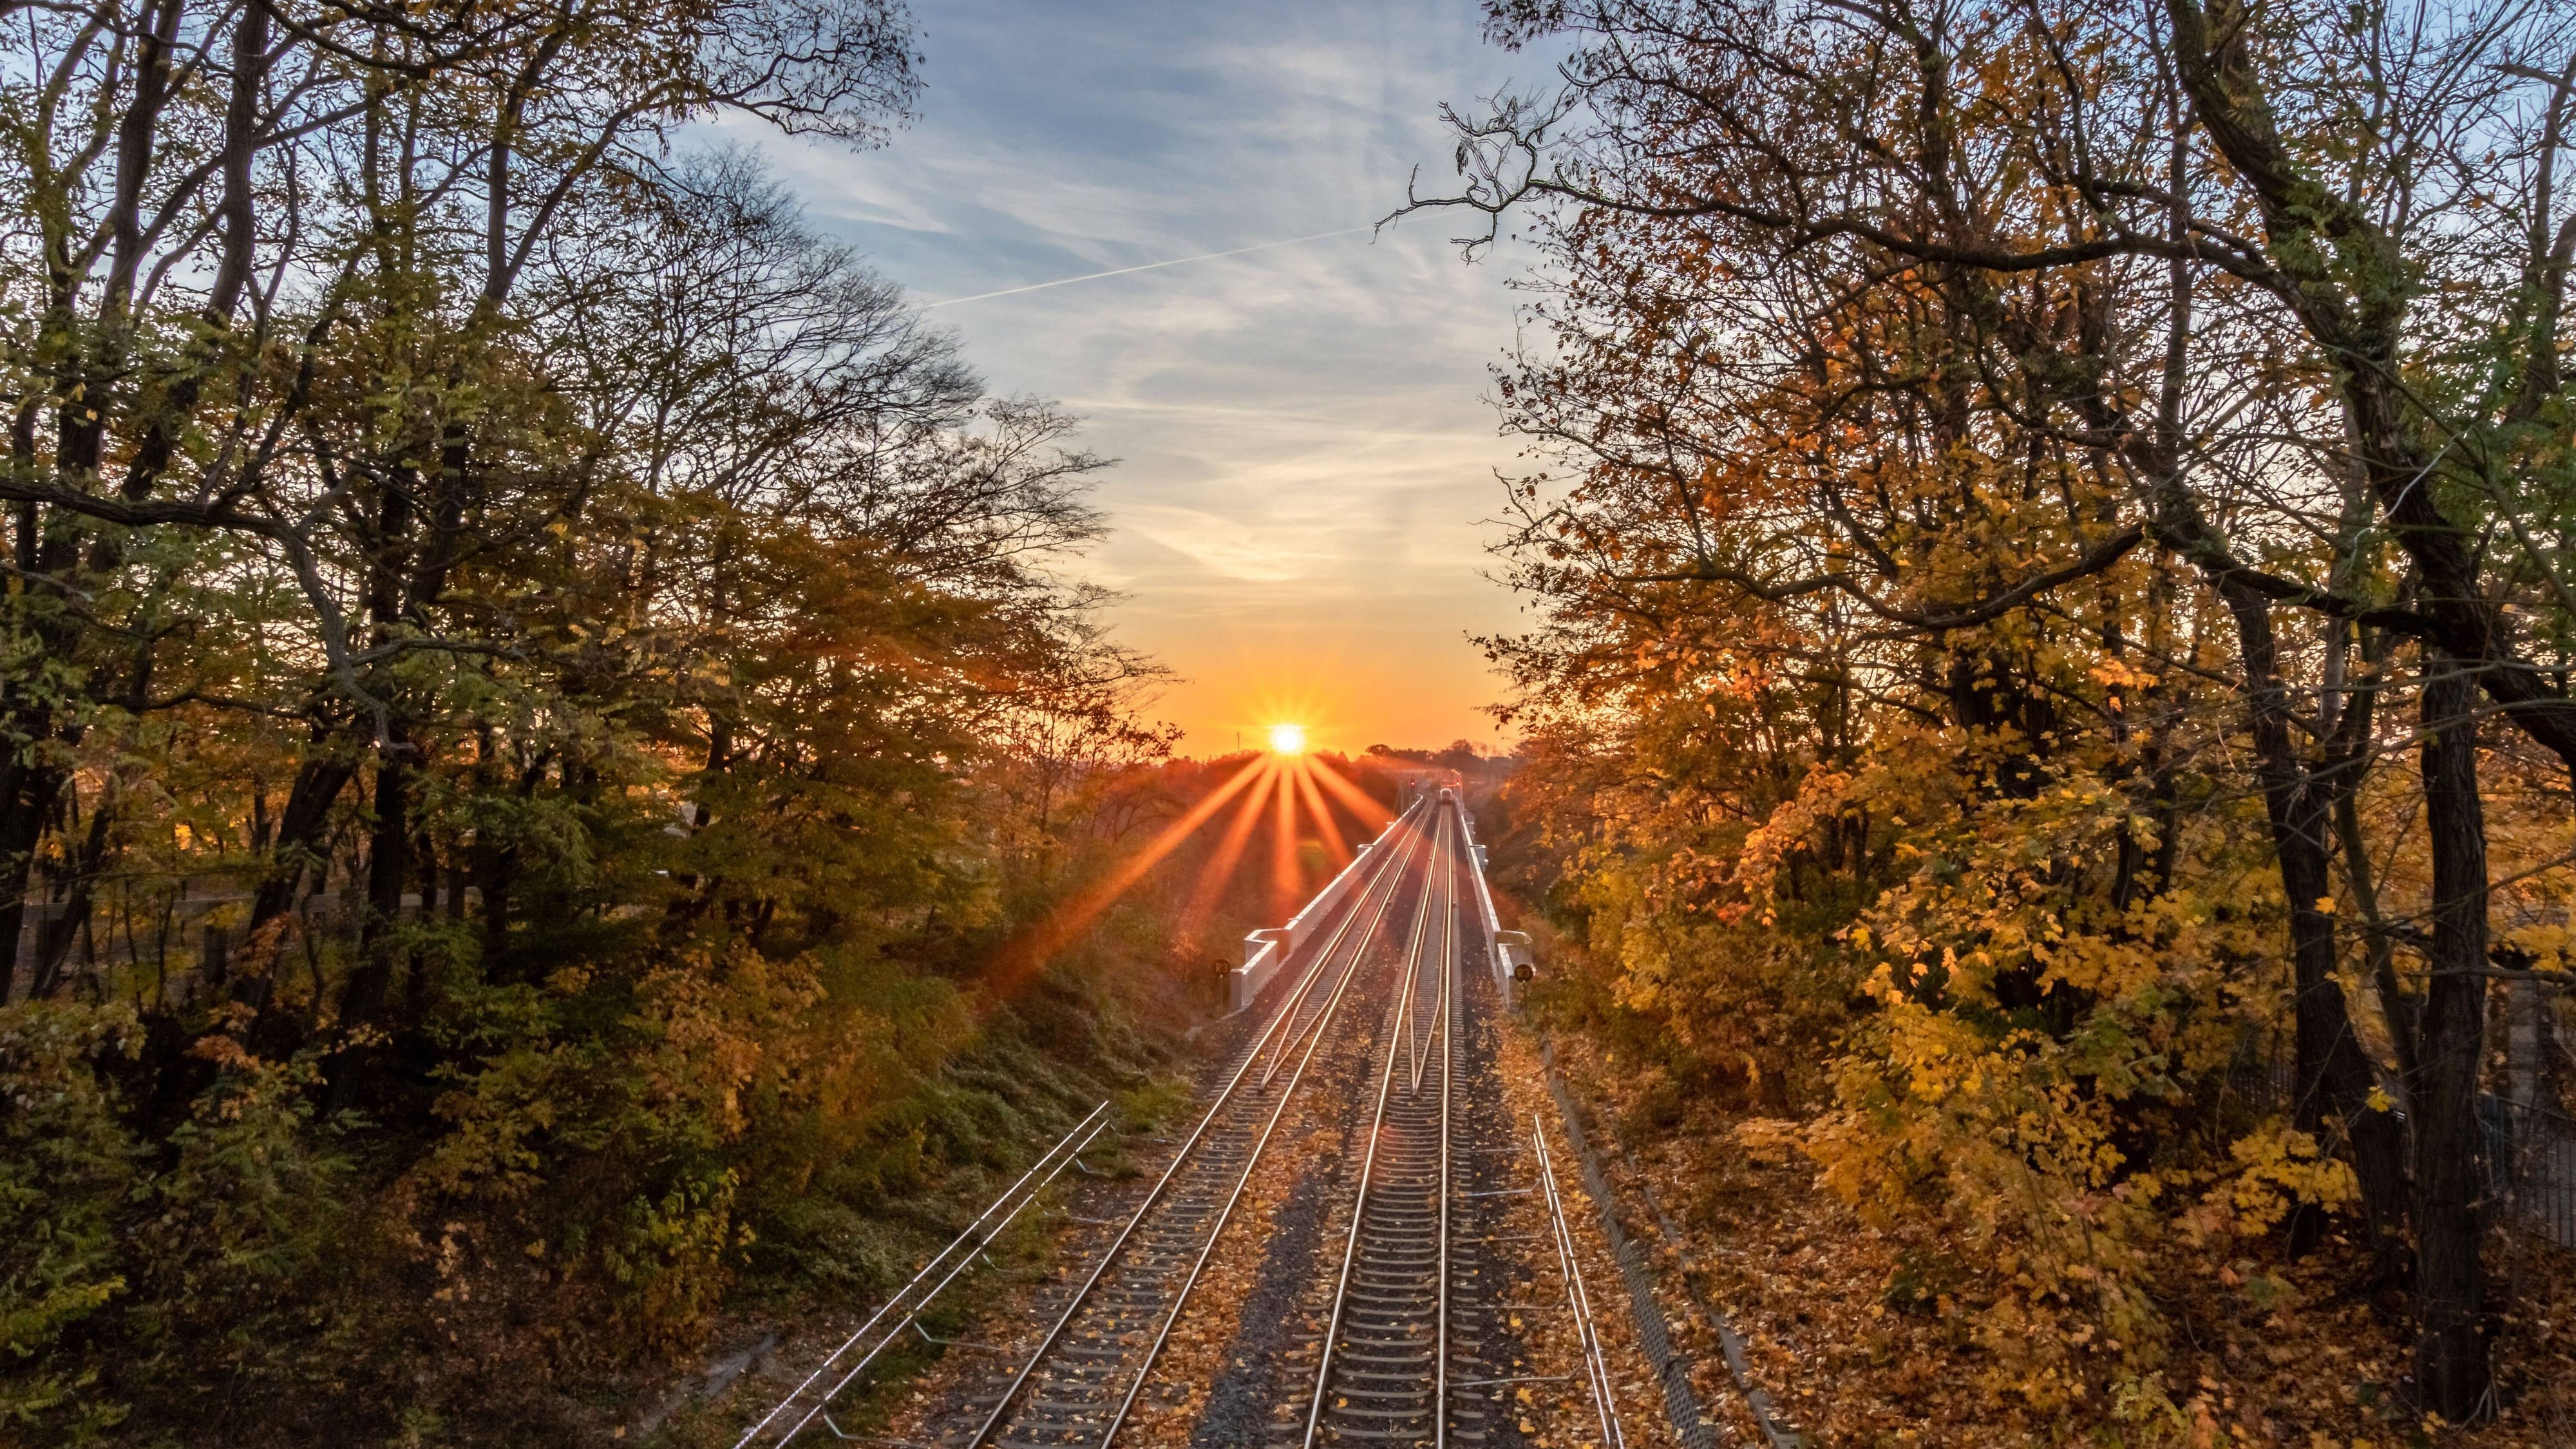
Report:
1267,723,1307,755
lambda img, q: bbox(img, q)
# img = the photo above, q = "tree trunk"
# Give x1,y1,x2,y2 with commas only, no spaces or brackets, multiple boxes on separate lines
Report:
30,789,115,999
229,753,354,1016
0,763,65,1002
2219,582,2409,1256
2338,782,2420,1092
249,755,354,927
2412,659,2491,1420
345,748,410,1019
326,746,408,1113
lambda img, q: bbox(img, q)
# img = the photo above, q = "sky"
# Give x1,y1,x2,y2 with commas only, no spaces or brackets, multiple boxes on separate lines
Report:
725,0,1566,757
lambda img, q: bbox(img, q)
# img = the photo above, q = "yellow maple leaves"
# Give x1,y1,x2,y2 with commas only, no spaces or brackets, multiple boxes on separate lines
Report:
2201,1128,2360,1239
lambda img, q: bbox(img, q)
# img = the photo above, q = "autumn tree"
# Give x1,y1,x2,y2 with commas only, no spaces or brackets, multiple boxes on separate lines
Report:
1432,0,2576,1419
0,3,1189,1437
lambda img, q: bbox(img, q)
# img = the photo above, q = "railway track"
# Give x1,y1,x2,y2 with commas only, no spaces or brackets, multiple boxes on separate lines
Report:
1296,796,1624,1449
914,800,1443,1449
1302,802,1460,1447
748,790,1636,1449
736,1105,1115,1448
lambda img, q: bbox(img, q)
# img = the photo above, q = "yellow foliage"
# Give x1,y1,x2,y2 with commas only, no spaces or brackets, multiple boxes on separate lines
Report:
2199,1126,2358,1238
1734,1117,1803,1165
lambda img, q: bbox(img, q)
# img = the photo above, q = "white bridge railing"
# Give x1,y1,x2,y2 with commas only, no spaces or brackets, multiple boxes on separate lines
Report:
1229,802,1418,1011
1454,800,1530,999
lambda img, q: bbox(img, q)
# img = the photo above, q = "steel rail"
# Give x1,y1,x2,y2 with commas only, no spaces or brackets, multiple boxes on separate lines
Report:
962,807,1430,1449
1259,802,1432,1088
1092,805,1445,1447
1251,797,1438,1090
1403,810,1444,1094
1235,797,1439,1106
1435,810,1456,1449
1301,800,1459,1449
956,802,1436,1449
1411,807,1453,1100
741,1101,1113,1449
1534,1111,1627,1449
773,1111,1116,1444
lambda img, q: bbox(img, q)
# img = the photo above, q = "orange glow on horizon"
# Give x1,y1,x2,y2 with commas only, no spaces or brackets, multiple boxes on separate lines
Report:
1227,681,1341,758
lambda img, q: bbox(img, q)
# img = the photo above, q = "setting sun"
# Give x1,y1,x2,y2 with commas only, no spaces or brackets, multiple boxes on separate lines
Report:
1267,723,1307,755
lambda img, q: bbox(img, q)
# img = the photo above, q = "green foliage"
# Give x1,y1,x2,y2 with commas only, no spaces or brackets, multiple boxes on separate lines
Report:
604,1170,750,1352
0,1005,133,1442
0,3,1215,1436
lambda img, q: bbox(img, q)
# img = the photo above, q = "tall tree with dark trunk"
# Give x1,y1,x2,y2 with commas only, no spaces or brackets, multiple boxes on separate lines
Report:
2413,658,2494,1416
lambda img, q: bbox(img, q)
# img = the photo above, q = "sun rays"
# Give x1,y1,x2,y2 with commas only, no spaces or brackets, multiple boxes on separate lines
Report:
982,747,1396,996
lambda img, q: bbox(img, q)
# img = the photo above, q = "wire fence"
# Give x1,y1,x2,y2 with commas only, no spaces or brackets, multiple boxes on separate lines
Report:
2485,1095,2576,1249
2226,1054,2576,1249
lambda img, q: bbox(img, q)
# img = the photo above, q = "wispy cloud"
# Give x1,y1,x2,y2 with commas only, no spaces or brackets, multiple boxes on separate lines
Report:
742,0,1564,752
923,225,1376,308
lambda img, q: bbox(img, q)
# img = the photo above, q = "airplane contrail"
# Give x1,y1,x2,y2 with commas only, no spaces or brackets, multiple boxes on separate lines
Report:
921,225,1374,309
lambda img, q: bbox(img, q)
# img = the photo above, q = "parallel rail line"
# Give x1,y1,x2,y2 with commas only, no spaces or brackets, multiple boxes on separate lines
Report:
949,800,1440,1449
738,1104,1115,1448
1302,803,1460,1448
1535,1112,1626,1449
748,786,1643,1449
